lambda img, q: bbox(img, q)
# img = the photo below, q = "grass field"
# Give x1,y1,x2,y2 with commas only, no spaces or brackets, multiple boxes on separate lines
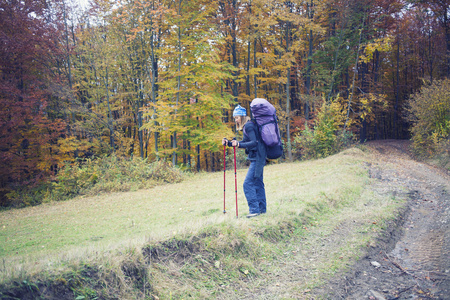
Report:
0,147,406,299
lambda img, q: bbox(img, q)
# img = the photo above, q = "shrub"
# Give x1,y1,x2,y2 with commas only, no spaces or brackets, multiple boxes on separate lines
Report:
405,79,450,162
5,155,185,207
293,101,354,160
50,156,184,200
5,183,52,208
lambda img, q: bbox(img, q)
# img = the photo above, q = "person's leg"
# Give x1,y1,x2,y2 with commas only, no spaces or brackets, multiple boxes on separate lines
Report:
255,174,266,213
243,161,260,214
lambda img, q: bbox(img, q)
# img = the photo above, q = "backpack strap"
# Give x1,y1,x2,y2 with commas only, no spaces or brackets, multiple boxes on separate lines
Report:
250,118,259,132
248,119,262,140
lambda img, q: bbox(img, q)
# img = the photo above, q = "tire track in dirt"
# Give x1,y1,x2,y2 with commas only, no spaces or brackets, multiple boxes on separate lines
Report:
327,140,450,300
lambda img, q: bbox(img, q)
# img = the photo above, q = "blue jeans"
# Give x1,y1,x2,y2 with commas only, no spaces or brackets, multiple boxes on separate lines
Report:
243,161,266,214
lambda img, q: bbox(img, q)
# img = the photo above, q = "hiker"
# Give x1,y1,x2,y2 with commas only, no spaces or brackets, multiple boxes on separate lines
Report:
222,104,267,218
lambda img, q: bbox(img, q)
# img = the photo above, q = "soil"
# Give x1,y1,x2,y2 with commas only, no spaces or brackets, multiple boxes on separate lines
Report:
319,140,450,300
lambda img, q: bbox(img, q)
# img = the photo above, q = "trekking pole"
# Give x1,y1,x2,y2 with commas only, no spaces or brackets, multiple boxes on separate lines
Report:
233,138,238,218
223,142,226,214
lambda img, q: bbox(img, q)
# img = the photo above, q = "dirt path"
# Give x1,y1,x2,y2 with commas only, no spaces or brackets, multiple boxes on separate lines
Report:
325,140,450,299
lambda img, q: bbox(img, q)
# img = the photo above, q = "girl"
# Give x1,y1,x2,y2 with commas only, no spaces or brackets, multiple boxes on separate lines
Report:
222,105,267,218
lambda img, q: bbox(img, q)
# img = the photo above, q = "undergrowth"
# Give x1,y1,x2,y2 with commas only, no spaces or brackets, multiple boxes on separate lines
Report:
292,101,356,160
5,156,184,208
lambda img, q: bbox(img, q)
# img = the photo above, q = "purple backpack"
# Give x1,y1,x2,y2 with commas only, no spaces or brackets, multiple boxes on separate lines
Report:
250,98,283,159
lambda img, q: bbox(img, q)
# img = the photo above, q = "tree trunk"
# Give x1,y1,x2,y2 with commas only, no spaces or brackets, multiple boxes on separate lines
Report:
196,144,200,172
344,13,366,132
285,22,292,161
173,3,183,167
231,0,238,102
105,66,115,151
138,105,144,158
395,31,400,139
305,28,313,120
63,1,72,89
149,17,159,156
187,139,191,168
253,38,257,99
246,40,251,97
443,3,450,77
305,0,314,120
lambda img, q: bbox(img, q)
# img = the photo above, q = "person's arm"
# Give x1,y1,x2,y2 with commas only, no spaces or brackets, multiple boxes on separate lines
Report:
238,124,258,149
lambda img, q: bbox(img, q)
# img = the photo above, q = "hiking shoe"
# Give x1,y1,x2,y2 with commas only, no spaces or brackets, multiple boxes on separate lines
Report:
246,213,260,218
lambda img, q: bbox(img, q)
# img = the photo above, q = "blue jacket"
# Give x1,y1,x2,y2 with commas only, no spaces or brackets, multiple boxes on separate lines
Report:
238,120,267,178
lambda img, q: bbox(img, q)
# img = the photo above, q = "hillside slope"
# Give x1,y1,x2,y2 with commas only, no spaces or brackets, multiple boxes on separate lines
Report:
1,140,448,299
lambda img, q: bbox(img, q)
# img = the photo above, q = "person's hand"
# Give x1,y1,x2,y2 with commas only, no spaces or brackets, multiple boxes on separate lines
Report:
222,138,228,146
231,140,239,147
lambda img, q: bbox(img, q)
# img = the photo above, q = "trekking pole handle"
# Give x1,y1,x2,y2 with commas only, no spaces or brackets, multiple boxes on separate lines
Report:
224,137,236,147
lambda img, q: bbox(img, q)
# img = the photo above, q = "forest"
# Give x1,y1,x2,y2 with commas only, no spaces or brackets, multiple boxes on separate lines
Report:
1,0,449,206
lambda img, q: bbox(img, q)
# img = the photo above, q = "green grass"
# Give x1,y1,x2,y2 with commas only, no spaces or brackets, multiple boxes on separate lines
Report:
0,147,407,299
